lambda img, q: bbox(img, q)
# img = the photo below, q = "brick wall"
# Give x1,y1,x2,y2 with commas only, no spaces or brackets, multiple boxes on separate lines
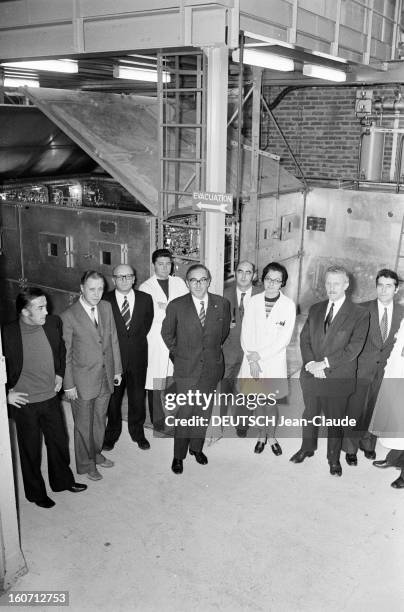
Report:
246,84,402,182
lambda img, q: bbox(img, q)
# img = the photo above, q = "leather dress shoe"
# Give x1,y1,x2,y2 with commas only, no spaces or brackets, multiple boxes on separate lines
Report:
329,462,342,476
189,449,208,465
359,444,376,460
136,438,151,450
34,496,55,509
67,483,88,493
290,450,314,463
236,429,247,438
373,459,394,469
102,442,115,452
254,440,266,454
271,442,282,456
391,476,404,489
171,458,183,474
87,469,103,481
345,453,357,466
99,458,114,468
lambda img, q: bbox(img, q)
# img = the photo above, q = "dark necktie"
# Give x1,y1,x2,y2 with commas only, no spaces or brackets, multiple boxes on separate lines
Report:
121,296,131,330
324,302,334,333
90,307,98,328
239,292,246,320
380,307,388,343
199,301,206,327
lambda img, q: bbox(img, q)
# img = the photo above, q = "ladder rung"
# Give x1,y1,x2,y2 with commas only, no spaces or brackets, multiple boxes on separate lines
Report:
161,87,204,93
161,157,203,163
160,190,195,196
161,123,204,128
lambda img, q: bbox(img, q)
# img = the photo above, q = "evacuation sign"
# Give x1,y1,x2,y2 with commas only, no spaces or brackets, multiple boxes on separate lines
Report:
192,191,233,214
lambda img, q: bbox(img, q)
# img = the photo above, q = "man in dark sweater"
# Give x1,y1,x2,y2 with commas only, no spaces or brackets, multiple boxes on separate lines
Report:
2,287,87,508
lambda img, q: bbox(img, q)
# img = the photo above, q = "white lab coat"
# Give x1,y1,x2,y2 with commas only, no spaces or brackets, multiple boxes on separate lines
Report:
139,274,188,389
239,291,296,393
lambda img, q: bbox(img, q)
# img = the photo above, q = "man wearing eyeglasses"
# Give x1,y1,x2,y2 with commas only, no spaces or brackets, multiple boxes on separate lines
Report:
161,264,231,474
102,264,154,451
222,260,260,436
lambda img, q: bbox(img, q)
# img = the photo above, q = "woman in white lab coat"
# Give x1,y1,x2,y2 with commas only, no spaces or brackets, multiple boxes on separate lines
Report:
239,262,296,455
139,249,188,427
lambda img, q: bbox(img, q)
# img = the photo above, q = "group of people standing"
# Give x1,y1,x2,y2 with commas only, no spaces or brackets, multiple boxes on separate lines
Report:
3,249,404,509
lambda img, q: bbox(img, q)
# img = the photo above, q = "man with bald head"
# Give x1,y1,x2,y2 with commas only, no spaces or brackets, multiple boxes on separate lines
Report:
102,264,154,451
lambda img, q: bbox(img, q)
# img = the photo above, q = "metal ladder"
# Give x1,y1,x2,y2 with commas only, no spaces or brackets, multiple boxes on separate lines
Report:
156,51,207,265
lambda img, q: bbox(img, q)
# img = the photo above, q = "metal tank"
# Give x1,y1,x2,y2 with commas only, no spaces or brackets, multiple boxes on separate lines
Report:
359,126,385,182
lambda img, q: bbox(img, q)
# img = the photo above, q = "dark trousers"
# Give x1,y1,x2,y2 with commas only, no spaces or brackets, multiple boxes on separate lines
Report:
104,368,146,444
148,383,175,431
386,449,404,468
14,396,74,502
343,378,381,454
301,393,348,462
173,379,216,460
222,359,251,432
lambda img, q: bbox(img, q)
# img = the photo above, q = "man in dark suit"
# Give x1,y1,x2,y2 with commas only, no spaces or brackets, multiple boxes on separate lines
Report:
343,269,403,465
161,264,231,474
222,260,260,436
290,265,369,476
102,264,154,451
61,271,122,482
2,287,86,508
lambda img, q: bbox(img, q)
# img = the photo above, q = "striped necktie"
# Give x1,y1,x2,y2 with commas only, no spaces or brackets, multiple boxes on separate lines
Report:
380,307,388,343
90,307,98,328
324,302,334,333
199,301,206,327
121,296,131,330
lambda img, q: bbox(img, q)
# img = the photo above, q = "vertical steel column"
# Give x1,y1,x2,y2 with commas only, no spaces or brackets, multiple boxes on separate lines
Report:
203,46,229,295
240,67,262,266
0,334,27,591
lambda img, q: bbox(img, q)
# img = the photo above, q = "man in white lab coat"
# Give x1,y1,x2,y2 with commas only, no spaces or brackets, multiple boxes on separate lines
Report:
139,249,188,430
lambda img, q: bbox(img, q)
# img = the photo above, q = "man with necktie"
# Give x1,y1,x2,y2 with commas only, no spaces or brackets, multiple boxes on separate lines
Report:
290,265,369,476
61,271,122,481
102,264,154,451
342,269,403,465
222,260,260,436
161,264,231,474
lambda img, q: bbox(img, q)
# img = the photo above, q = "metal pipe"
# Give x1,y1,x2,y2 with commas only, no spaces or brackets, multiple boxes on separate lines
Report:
395,134,404,194
356,131,365,187
260,93,308,190
235,32,245,223
227,85,253,128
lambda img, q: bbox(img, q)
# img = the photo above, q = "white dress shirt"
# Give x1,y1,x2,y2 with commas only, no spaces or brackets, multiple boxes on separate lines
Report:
79,296,98,325
236,285,253,308
324,295,345,320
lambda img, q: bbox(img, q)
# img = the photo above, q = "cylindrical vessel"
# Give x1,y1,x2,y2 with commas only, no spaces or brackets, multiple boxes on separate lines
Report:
359,127,385,181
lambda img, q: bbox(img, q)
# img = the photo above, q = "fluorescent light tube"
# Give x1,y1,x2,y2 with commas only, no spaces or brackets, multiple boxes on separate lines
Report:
114,65,171,83
2,60,78,73
4,77,40,88
232,48,294,72
303,63,346,82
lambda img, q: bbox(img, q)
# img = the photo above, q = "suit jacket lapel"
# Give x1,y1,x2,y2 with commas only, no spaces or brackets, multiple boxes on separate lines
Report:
326,299,350,335
76,300,101,339
369,300,383,347
389,301,402,341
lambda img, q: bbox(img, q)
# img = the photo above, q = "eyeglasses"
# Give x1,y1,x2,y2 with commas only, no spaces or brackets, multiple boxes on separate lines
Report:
264,277,282,285
188,277,209,286
114,274,135,281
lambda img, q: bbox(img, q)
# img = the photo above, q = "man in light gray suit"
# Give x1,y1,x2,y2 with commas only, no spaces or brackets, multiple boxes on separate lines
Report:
61,270,122,481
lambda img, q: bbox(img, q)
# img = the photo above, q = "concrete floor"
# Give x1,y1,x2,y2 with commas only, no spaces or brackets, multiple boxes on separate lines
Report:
1,390,404,612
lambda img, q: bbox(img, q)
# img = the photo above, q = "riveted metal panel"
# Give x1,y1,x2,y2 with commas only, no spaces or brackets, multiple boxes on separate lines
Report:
300,188,404,312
